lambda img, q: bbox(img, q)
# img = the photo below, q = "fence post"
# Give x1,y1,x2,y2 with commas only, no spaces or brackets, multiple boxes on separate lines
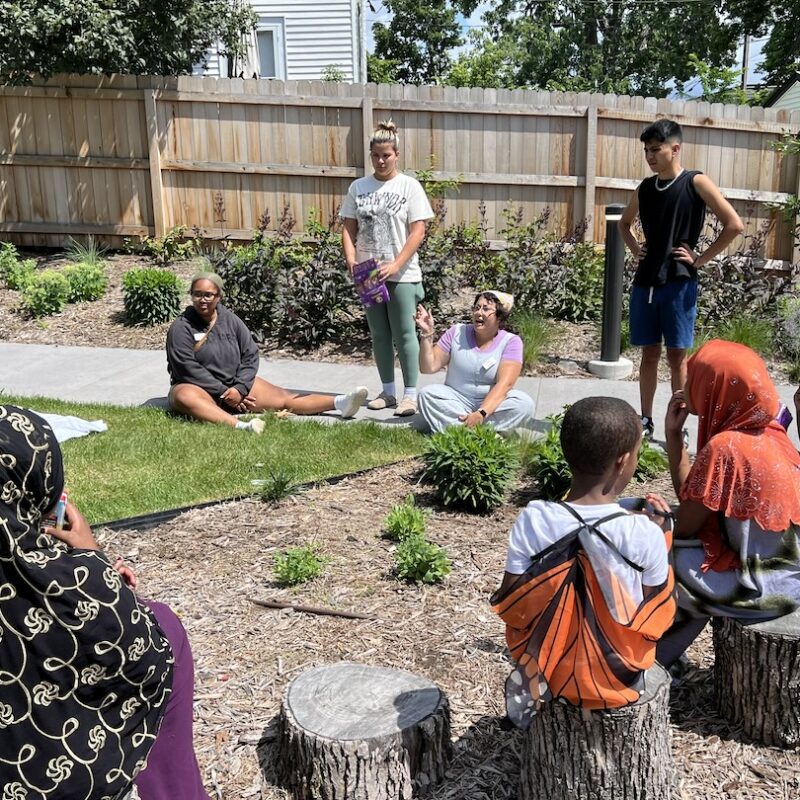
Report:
144,90,166,239
588,203,633,380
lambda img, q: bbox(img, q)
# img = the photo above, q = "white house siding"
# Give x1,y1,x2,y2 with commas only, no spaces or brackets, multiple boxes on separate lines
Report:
771,82,800,113
198,0,365,82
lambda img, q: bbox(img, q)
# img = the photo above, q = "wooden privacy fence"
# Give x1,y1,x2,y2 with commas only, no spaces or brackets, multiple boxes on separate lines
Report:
1,74,799,260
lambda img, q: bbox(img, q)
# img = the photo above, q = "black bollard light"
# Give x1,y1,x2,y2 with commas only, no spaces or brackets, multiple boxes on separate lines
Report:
587,203,632,379
600,203,626,363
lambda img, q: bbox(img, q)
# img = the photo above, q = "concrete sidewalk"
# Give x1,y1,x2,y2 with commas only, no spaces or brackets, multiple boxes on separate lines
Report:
2,342,798,450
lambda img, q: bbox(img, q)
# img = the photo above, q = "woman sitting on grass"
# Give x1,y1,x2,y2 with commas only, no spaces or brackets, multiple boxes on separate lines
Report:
657,340,800,668
0,405,209,799
414,291,534,434
167,273,367,432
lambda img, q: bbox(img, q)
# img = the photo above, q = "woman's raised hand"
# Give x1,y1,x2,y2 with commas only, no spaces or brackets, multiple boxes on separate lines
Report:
665,389,689,442
43,501,99,550
414,304,434,335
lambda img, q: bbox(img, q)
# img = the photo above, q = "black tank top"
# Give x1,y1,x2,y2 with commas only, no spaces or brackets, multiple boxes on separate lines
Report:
635,169,705,287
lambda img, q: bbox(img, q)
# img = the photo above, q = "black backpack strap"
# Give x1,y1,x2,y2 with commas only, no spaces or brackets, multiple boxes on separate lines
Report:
556,501,646,573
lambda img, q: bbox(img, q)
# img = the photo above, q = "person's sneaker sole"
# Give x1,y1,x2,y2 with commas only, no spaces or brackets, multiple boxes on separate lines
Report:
249,418,265,435
339,386,368,419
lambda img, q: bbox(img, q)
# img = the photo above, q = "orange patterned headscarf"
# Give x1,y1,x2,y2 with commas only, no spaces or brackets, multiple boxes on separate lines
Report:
680,340,800,569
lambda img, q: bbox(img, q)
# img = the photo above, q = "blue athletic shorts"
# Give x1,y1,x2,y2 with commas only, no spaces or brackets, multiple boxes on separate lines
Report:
629,278,697,350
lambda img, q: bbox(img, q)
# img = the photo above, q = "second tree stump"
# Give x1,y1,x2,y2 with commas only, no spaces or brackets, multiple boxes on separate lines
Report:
276,662,452,800
713,610,800,747
520,664,673,800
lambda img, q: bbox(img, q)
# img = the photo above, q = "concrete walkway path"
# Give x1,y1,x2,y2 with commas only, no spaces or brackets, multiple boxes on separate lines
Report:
2,342,798,450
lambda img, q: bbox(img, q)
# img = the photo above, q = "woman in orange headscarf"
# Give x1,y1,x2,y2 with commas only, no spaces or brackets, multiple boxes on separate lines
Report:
657,340,800,667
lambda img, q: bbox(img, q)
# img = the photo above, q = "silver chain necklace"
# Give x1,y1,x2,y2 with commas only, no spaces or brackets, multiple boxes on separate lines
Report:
655,168,684,192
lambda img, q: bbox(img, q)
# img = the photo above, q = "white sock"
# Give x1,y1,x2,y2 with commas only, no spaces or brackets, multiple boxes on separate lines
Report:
382,382,396,397
403,387,417,400
235,421,249,430
333,394,347,412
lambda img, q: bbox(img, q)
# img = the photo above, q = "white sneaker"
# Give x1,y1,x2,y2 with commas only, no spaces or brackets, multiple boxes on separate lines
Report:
394,396,418,417
248,418,265,435
338,386,368,419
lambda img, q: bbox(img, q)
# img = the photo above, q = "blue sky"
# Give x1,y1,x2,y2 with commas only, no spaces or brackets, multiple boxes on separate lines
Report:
365,3,770,92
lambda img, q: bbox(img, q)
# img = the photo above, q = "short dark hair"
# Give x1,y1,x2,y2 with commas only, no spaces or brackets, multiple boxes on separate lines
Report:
473,291,510,327
639,119,682,144
561,397,641,476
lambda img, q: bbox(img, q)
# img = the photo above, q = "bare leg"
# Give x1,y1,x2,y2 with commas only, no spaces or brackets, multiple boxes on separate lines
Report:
639,343,662,418
248,377,336,415
169,384,237,427
666,347,688,394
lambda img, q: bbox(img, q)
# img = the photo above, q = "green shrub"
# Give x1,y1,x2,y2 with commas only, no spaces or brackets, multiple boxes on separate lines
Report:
20,269,70,317
511,309,552,371
214,208,357,349
523,408,668,500
273,545,328,586
696,219,797,328
712,314,775,357
134,226,200,266
776,295,800,360
394,535,451,584
122,268,183,326
65,235,106,268
422,424,517,513
384,494,427,541
62,262,108,302
485,207,604,323
0,242,36,290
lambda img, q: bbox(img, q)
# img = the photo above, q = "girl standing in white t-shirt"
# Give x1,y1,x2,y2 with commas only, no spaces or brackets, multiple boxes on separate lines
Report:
341,121,434,417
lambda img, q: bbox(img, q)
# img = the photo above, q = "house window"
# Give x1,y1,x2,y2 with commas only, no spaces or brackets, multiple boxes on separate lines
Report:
257,18,286,80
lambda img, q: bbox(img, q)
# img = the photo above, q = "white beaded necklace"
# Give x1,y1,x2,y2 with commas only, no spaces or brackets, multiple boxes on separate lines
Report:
655,168,684,192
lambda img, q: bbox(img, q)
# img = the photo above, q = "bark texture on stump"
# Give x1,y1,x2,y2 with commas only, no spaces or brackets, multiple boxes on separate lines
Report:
713,610,800,747
276,662,452,800
521,664,672,800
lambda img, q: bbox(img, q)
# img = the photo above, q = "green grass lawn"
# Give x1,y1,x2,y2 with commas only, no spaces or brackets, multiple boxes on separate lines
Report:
5,396,425,523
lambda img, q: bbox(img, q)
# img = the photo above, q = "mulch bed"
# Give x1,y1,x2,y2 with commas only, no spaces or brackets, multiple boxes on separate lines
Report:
96,460,800,800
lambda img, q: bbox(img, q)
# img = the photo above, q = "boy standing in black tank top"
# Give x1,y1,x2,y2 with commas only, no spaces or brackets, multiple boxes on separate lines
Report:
619,119,743,440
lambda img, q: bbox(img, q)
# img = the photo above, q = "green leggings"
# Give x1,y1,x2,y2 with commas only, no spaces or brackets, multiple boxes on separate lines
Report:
365,281,424,388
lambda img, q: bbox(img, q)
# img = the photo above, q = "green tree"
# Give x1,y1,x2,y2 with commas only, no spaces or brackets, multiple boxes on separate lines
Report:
482,0,744,97
371,0,463,84
0,0,257,84
443,31,518,89
367,53,400,84
684,54,748,104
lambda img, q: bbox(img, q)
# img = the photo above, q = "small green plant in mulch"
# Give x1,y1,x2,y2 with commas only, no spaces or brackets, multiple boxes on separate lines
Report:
273,545,329,587
122,267,183,326
511,308,553,371
383,494,427,541
422,424,518,513
256,468,302,505
20,269,70,317
0,242,36,290
523,407,668,501
393,535,451,585
65,235,106,269
134,225,200,267
62,262,108,303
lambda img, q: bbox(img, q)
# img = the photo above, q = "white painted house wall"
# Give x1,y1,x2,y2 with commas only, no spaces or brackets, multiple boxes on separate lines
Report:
771,81,800,113
196,0,365,82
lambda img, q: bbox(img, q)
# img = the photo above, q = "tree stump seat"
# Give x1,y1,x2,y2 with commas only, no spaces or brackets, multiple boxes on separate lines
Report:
276,662,452,799
521,664,673,800
713,609,800,747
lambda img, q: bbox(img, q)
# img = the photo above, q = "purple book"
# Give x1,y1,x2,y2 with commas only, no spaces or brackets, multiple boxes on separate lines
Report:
352,258,390,307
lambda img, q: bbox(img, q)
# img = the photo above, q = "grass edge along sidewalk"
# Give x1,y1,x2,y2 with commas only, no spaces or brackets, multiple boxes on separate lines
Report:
3,395,425,523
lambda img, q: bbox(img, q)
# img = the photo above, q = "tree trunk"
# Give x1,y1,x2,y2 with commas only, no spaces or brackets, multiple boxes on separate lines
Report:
276,662,452,800
521,664,673,800
713,610,800,747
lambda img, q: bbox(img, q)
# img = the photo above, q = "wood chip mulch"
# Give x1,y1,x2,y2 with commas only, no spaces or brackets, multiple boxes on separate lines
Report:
95,461,800,800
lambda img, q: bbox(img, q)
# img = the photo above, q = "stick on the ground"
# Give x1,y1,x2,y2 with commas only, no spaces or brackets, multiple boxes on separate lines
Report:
248,597,376,621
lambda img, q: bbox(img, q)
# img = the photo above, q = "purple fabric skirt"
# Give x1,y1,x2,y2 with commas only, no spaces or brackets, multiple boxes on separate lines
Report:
135,600,211,800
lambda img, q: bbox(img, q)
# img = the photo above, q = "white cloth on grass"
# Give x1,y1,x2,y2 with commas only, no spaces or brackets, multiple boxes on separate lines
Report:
37,412,108,442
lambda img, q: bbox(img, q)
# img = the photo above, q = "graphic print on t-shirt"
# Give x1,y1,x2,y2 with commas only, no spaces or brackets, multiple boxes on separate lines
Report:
354,190,408,258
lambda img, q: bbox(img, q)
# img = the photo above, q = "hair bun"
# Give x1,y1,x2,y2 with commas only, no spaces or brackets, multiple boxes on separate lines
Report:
377,119,397,133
